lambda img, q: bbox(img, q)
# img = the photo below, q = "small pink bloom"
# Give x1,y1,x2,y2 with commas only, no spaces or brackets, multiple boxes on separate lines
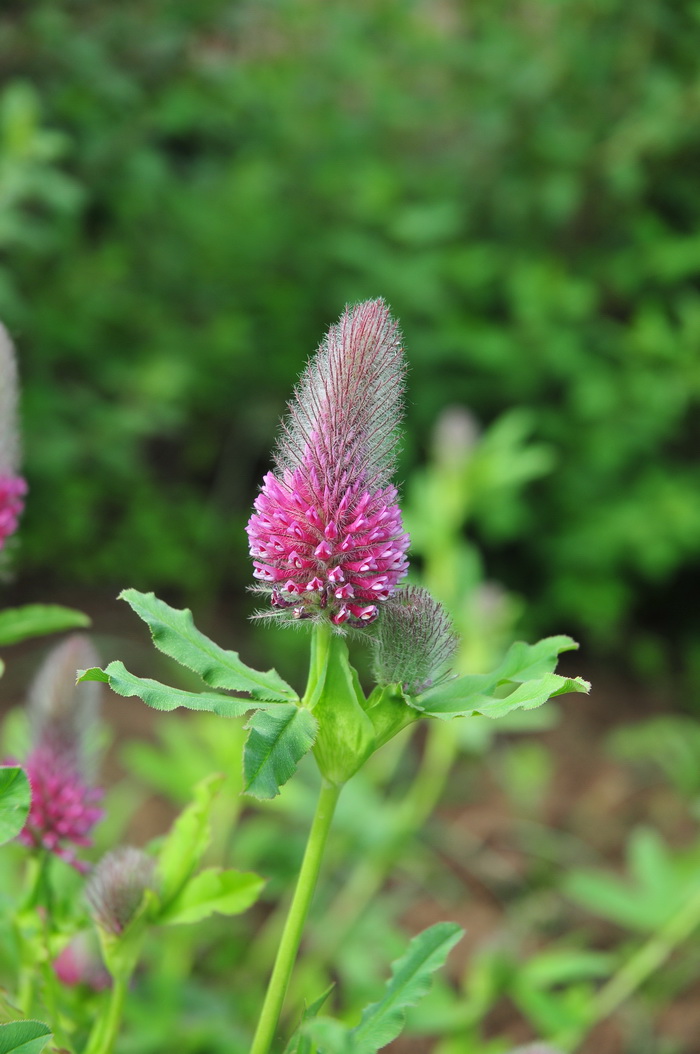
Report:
18,745,103,872
247,300,410,627
13,635,104,870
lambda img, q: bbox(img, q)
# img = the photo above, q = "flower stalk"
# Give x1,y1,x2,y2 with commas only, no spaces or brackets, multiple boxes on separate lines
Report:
249,778,341,1054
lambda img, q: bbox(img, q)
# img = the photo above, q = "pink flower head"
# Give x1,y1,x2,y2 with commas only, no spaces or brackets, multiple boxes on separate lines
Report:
247,299,410,627
0,323,27,549
15,635,104,870
18,746,103,871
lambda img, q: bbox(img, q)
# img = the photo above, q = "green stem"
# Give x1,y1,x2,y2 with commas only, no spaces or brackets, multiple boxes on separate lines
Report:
557,883,700,1051
84,971,129,1054
250,778,341,1054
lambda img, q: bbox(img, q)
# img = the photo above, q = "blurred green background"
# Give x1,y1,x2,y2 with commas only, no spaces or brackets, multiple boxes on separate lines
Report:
1,0,699,679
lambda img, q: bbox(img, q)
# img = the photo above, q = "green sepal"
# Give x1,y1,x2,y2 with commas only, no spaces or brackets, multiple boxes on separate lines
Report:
364,684,419,750
156,773,224,908
0,605,90,646
243,705,318,800
96,887,157,979
306,629,376,786
78,662,281,719
0,1020,53,1054
410,636,590,719
119,590,298,702
158,867,265,925
283,985,335,1054
0,767,31,846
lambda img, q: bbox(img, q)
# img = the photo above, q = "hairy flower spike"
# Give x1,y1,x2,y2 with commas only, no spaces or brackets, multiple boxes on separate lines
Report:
14,635,104,870
0,323,27,549
372,586,458,694
247,300,410,627
86,847,156,935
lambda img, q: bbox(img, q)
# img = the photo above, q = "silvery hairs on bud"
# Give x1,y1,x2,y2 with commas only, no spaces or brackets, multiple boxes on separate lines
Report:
372,585,458,695
28,634,102,778
0,322,20,474
275,298,406,493
86,846,156,935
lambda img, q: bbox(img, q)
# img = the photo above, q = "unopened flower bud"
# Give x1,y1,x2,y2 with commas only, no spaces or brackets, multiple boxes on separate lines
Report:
86,847,156,935
29,634,101,775
372,586,458,694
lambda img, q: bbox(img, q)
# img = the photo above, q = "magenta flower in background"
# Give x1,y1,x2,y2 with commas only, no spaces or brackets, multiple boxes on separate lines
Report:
16,635,104,871
0,323,27,549
247,299,410,627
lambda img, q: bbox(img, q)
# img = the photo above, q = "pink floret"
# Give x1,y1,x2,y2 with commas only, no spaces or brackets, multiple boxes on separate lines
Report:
0,474,27,548
247,463,409,626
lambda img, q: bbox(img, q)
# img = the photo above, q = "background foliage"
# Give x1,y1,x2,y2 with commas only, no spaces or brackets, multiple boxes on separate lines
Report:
1,0,699,672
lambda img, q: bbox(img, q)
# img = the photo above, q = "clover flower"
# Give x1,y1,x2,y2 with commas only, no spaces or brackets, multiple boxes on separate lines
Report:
0,323,27,549
372,586,457,694
16,635,104,870
86,847,156,935
247,299,410,627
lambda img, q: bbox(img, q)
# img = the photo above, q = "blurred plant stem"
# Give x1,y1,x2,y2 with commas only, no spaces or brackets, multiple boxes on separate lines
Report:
313,720,458,965
249,778,341,1054
558,883,700,1051
84,971,129,1054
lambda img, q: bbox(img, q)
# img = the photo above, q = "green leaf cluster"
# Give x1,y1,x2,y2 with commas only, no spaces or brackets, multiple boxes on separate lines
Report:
98,774,265,978
79,591,316,801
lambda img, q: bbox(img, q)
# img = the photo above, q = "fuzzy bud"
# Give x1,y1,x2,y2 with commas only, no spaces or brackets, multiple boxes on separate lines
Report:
86,847,156,935
29,634,101,776
247,299,410,627
372,586,458,694
0,323,27,549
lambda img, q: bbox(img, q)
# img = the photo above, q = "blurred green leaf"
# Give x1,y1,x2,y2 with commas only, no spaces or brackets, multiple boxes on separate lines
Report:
0,605,90,646
0,766,30,846
156,774,224,908
0,1020,52,1054
283,985,335,1054
159,867,264,925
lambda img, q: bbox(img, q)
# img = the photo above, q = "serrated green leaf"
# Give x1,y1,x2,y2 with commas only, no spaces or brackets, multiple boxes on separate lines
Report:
305,923,463,1053
243,705,317,799
412,637,590,720
119,590,298,701
0,1020,52,1054
0,605,90,646
156,774,224,908
159,867,264,925
283,984,335,1054
0,767,31,846
78,662,278,718
352,922,463,1051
